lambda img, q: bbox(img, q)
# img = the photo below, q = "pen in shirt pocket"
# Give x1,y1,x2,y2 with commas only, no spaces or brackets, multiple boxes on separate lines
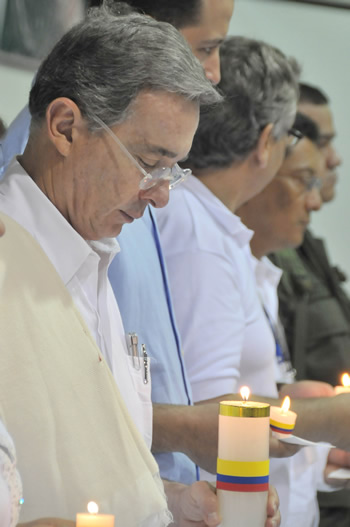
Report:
127,332,141,370
141,343,148,384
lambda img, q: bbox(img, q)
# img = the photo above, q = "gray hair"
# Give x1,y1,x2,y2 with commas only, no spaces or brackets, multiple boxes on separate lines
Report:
29,7,221,131
184,36,300,171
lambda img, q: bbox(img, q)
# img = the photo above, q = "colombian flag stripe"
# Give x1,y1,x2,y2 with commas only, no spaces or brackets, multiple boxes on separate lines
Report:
217,481,269,492
217,474,269,484
217,458,269,478
270,424,293,434
270,419,294,431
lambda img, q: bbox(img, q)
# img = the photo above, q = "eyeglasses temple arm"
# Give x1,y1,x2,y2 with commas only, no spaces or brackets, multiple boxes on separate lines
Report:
93,115,149,178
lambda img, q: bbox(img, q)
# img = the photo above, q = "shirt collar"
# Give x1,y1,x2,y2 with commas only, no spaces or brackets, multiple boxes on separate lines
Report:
183,174,253,248
253,255,283,289
1,159,120,285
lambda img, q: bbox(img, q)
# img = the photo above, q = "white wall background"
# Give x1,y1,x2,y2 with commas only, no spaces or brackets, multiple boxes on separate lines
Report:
228,0,350,289
0,63,33,127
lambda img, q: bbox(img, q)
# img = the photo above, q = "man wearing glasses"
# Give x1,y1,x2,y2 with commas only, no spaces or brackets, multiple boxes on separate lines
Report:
156,37,350,527
0,0,238,485
0,8,226,525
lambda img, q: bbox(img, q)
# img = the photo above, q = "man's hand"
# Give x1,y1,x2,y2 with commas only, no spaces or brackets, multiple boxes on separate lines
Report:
153,402,300,476
269,431,301,458
279,381,335,399
163,480,281,527
324,448,350,489
153,403,220,474
266,484,281,527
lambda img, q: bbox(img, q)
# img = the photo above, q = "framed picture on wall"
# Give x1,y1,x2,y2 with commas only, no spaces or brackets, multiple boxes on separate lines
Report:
283,0,350,8
0,0,85,70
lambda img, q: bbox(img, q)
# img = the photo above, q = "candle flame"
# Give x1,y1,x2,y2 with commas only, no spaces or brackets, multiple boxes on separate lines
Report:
341,373,350,387
87,502,99,514
240,386,250,402
281,396,290,413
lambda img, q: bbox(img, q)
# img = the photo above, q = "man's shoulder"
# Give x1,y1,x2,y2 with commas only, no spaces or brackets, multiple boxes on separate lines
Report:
269,248,312,298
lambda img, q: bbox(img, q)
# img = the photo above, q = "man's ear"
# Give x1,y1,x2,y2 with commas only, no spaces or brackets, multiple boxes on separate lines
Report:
255,123,274,169
45,98,82,157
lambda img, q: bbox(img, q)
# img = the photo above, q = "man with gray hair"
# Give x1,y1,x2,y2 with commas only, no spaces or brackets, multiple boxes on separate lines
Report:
156,36,350,526
0,7,224,525
157,36,300,414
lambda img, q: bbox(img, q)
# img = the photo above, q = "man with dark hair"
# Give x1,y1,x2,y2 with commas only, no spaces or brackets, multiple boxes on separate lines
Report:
0,119,6,139
271,83,348,385
87,0,232,84
89,0,202,30
271,84,350,527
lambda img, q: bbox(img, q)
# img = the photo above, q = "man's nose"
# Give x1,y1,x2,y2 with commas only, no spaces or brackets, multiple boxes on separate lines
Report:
306,187,322,211
203,50,221,85
328,145,342,170
139,180,170,209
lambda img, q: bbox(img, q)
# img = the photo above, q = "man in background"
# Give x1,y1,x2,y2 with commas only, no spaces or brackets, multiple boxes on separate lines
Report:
270,83,350,527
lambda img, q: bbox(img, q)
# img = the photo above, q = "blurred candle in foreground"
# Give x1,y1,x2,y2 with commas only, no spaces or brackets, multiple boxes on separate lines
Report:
217,387,270,527
335,373,350,395
76,501,114,527
270,396,297,436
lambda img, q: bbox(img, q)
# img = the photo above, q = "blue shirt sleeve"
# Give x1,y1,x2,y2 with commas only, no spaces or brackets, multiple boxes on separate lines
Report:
0,105,31,178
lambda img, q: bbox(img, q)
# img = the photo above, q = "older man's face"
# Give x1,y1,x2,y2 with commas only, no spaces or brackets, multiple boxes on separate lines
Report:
66,91,199,240
240,138,324,254
298,103,342,203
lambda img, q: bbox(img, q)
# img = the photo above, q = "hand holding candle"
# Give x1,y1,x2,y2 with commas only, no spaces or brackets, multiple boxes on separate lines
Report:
335,373,350,395
76,502,114,527
270,396,297,436
217,387,270,527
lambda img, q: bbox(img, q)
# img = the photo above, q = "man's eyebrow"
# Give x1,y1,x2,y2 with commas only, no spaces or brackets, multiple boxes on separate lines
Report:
319,133,335,140
292,167,316,177
145,145,178,158
199,38,223,47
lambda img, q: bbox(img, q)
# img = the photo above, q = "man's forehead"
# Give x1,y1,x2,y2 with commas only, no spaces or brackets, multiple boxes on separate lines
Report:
182,0,233,40
298,103,335,135
280,139,321,174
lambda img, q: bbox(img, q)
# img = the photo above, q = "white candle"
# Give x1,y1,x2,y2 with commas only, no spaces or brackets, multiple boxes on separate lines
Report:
270,396,297,436
335,373,350,395
76,501,114,527
217,387,270,527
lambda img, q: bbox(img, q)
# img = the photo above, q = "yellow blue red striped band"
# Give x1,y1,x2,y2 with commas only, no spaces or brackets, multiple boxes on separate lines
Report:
270,419,295,434
217,459,269,477
216,458,269,493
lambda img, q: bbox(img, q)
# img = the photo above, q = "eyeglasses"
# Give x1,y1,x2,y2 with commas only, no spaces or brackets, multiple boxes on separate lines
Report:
93,116,191,190
287,127,303,147
294,174,323,194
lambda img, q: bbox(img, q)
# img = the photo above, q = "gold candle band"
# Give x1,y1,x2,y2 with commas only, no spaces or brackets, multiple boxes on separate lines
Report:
220,401,270,418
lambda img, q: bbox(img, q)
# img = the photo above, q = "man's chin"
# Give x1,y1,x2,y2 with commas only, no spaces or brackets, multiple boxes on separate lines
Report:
321,187,336,203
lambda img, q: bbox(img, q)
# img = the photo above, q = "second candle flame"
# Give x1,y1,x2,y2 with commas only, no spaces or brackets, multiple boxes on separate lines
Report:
240,386,250,402
281,396,290,414
87,502,99,515
341,373,350,387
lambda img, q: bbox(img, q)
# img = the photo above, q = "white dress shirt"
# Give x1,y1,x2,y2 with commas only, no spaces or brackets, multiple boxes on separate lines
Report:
0,160,152,447
156,175,333,527
156,175,276,401
254,256,334,527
